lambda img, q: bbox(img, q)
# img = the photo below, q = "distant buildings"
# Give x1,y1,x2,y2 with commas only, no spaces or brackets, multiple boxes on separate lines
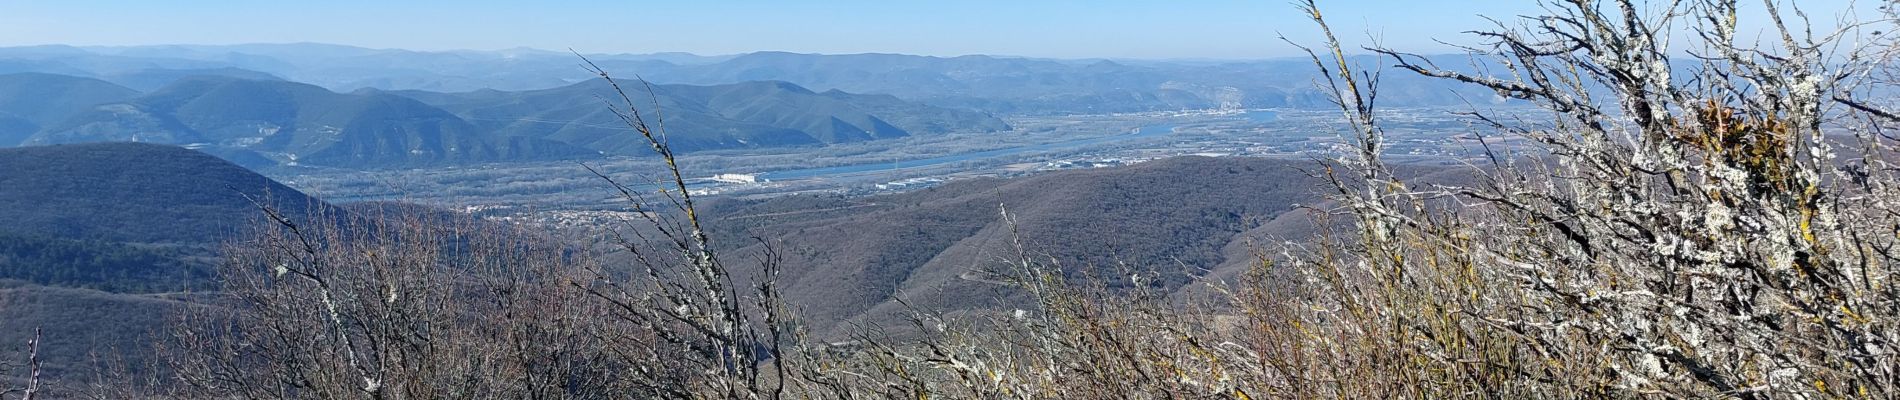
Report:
875,177,944,191
711,173,761,184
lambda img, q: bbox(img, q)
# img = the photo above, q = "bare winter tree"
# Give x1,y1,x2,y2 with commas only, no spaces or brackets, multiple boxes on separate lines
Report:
561,58,798,399
1251,0,1900,397
0,328,42,400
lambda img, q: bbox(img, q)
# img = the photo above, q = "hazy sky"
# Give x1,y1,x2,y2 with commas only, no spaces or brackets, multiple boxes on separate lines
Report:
0,0,1872,59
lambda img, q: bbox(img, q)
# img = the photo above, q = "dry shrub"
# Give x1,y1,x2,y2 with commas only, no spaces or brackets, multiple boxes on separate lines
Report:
158,204,640,399
1239,0,1900,398
785,208,1258,399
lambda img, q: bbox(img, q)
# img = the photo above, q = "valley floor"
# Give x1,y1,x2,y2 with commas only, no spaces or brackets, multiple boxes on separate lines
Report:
274,106,1529,224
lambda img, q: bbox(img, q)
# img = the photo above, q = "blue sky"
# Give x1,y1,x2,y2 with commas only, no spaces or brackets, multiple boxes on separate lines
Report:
0,0,1871,59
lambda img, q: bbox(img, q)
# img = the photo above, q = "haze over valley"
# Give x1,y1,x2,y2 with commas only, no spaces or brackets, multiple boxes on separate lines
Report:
0,43,1517,204
3,1,1895,398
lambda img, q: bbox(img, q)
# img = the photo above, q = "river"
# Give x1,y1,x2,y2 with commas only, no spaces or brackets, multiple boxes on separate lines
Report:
757,110,1277,181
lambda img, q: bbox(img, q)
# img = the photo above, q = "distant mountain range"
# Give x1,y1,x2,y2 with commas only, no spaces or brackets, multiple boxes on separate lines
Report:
0,43,1511,115
0,73,140,146
401,79,1010,153
0,43,1521,167
0,72,1010,167
23,76,595,167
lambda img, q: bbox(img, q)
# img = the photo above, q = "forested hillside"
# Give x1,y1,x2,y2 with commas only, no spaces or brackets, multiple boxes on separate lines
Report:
700,156,1330,333
0,142,330,243
0,142,339,382
0,73,139,146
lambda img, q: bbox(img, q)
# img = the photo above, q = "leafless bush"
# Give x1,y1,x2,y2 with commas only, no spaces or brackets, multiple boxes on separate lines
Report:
157,204,635,399
1249,0,1900,397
